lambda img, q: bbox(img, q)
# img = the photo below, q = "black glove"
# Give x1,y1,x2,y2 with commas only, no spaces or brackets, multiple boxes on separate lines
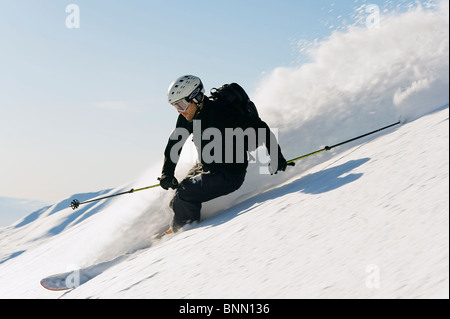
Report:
268,152,295,175
158,174,179,190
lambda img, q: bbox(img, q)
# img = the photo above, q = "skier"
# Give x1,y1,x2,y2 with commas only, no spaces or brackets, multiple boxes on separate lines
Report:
159,75,294,234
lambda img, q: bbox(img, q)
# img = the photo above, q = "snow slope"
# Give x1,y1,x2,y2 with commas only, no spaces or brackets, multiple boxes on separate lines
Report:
0,106,448,299
0,2,448,299
64,108,450,299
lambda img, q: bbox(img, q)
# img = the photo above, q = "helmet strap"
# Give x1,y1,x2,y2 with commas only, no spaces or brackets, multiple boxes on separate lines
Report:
193,94,204,119
193,92,204,108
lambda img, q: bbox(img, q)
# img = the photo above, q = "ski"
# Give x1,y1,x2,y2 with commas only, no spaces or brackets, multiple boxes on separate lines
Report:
40,227,176,291
40,255,126,291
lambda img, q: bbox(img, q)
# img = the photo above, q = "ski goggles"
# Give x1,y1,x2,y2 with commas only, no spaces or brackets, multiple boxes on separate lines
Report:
171,87,204,112
171,98,191,112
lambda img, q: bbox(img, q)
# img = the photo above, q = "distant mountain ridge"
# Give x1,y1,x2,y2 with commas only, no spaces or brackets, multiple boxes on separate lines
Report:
0,196,50,227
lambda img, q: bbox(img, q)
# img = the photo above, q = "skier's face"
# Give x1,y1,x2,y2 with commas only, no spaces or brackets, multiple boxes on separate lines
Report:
179,102,197,122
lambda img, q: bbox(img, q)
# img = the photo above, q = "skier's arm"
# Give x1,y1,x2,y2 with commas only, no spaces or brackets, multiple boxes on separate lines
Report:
161,115,192,178
248,117,294,174
242,116,279,157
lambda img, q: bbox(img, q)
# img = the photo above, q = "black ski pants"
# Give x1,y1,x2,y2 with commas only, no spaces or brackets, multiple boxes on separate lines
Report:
170,164,246,229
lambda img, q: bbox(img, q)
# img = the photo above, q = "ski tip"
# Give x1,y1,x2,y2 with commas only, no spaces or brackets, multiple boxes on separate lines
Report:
40,273,74,292
40,278,72,292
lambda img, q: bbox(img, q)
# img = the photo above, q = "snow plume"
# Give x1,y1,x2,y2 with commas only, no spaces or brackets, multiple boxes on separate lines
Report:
253,0,449,160
200,1,450,219
77,166,174,264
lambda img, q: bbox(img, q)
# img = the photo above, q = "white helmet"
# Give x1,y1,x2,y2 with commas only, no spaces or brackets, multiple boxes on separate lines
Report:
167,75,205,109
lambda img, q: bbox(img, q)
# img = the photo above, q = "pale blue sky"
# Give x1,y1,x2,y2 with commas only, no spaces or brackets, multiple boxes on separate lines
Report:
0,0,427,202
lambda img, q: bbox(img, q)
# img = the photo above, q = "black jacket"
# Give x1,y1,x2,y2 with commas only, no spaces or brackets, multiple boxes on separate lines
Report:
162,97,280,176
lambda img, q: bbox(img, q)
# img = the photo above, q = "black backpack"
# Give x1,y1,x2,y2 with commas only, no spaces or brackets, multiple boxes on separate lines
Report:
210,83,261,122
210,83,264,154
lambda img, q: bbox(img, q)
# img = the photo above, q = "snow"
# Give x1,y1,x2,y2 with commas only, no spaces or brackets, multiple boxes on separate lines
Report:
0,107,447,299
0,2,448,299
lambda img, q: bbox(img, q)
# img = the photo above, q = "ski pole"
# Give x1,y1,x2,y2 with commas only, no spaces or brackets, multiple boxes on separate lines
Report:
287,121,401,164
70,184,160,210
70,121,400,209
